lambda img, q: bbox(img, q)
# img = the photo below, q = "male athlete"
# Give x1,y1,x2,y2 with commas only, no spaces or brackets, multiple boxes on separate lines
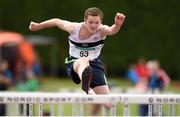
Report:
29,7,125,109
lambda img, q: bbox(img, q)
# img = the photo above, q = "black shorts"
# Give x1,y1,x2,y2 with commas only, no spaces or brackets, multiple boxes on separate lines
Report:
65,56,107,88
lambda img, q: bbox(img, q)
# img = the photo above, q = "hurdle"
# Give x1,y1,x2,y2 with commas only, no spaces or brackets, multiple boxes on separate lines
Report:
0,92,180,116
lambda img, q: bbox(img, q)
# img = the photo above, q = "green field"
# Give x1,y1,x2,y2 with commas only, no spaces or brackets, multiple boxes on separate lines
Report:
38,77,180,92
8,77,180,116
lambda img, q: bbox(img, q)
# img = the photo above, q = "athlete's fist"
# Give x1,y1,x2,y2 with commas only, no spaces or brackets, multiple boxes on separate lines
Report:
29,21,41,31
114,13,125,26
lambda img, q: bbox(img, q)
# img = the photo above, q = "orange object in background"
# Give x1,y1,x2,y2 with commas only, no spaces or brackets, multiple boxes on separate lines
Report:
0,31,24,46
18,41,35,69
0,31,36,71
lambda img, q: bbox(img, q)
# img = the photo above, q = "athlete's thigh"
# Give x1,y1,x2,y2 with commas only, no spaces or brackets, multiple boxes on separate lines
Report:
73,57,90,77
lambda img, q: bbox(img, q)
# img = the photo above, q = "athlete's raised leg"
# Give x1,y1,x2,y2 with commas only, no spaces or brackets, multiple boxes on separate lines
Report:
73,58,92,94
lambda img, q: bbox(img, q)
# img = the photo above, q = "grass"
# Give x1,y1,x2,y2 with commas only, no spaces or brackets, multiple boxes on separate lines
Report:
8,77,180,116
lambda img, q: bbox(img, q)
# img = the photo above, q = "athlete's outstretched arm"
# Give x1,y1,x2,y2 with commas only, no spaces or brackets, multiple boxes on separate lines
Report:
100,13,125,36
29,18,77,34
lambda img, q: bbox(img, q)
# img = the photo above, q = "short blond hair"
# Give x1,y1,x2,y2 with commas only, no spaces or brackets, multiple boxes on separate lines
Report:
84,7,103,21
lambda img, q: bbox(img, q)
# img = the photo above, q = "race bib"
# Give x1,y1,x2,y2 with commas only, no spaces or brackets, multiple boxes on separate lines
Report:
73,46,96,59
79,50,89,57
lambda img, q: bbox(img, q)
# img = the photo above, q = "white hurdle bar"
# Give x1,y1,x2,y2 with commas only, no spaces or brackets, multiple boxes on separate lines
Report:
0,92,180,116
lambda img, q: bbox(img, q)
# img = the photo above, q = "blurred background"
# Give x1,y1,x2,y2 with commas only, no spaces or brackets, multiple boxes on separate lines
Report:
0,0,180,116
0,0,179,78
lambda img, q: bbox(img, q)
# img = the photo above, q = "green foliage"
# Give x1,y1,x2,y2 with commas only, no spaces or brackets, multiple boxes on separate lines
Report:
0,0,180,79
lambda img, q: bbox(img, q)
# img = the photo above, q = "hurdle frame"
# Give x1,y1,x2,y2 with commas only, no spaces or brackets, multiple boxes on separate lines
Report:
0,92,179,116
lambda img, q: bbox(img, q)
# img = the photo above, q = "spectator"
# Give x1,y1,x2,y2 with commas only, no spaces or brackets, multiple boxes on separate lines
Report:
139,60,171,116
127,64,139,85
0,59,13,116
32,53,43,84
147,60,170,93
135,58,150,82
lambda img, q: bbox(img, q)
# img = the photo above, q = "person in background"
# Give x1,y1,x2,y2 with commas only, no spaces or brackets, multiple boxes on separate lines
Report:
146,60,171,116
127,58,149,116
134,58,149,93
0,59,13,116
127,63,139,85
147,60,170,93
135,58,150,84
32,54,43,84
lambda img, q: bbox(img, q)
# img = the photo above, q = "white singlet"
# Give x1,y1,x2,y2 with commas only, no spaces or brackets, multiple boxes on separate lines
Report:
68,23,105,60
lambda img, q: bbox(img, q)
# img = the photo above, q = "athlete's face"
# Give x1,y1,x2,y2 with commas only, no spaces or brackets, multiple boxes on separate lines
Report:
84,15,102,33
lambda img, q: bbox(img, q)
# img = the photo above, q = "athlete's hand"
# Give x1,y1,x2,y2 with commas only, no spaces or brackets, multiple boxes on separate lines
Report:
114,13,125,26
29,21,41,31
